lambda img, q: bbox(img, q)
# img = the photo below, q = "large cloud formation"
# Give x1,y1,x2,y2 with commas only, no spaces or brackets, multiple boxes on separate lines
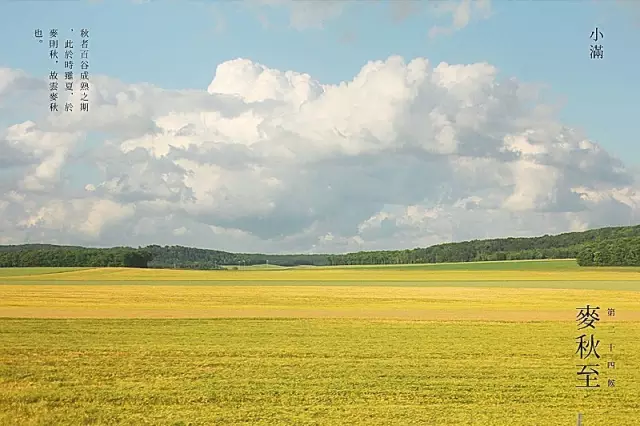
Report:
1,56,638,253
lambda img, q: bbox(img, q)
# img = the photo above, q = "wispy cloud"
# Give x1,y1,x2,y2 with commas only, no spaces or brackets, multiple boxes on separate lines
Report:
244,0,493,37
428,0,492,38
249,0,348,30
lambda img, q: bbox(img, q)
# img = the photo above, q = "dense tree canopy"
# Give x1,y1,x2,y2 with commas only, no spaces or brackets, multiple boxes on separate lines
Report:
576,237,640,266
1,225,639,269
328,225,640,266
0,247,153,268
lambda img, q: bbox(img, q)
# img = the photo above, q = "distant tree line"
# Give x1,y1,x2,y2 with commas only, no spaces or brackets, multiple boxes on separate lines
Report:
144,245,329,269
576,237,640,266
143,225,640,268
1,225,639,269
328,225,640,266
0,247,153,268
325,246,584,265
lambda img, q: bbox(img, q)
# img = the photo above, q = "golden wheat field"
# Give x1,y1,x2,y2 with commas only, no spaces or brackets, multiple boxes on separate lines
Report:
1,261,639,425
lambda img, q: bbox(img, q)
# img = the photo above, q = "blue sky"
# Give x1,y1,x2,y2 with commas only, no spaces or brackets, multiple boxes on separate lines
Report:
0,1,640,159
1,0,638,163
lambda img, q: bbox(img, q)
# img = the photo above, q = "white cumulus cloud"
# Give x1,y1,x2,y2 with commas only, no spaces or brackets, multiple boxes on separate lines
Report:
0,55,637,253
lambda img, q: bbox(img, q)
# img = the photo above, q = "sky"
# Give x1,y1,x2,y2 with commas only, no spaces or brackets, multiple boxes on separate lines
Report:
0,0,639,253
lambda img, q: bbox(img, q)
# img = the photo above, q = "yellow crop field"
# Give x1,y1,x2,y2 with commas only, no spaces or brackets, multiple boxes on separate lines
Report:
1,262,639,425
2,284,640,321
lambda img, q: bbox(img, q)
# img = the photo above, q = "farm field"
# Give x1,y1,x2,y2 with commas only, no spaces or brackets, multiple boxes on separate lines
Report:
1,260,640,425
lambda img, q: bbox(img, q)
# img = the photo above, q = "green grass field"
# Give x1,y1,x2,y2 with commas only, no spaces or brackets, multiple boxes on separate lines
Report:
1,261,639,425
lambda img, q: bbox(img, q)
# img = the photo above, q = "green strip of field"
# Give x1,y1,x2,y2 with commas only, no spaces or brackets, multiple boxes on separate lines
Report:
0,267,90,277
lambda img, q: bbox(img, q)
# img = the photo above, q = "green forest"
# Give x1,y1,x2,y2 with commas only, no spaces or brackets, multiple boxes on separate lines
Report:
1,225,639,269
576,236,640,266
0,247,153,268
